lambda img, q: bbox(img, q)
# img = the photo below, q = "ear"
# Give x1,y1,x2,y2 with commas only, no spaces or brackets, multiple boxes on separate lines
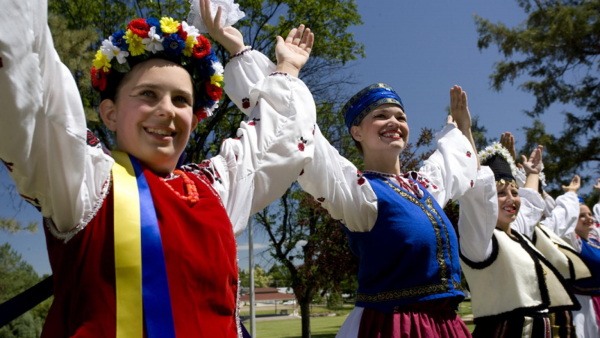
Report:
190,115,199,132
99,99,118,132
350,125,363,142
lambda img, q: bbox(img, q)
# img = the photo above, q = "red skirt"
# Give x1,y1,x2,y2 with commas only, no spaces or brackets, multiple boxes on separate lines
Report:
354,299,471,338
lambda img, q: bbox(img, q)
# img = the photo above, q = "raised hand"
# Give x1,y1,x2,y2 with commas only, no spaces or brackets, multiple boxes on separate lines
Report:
594,178,600,191
500,132,517,162
275,24,314,78
199,0,245,55
562,175,581,193
449,85,472,131
520,145,543,175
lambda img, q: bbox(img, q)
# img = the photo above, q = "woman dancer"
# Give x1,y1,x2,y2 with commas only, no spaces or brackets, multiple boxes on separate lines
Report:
0,0,315,336
458,143,579,338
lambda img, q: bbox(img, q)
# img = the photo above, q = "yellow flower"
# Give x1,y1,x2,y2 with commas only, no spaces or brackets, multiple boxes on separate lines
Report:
125,30,145,56
210,74,224,87
183,35,197,57
160,17,179,34
93,50,111,72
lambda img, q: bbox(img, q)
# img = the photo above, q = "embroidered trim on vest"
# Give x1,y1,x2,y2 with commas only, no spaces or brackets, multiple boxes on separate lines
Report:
45,173,113,243
425,196,455,274
585,239,600,250
536,225,592,282
460,235,500,270
357,283,448,303
381,180,450,291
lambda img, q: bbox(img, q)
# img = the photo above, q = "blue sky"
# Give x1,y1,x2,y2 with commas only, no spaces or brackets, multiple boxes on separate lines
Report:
1,0,593,278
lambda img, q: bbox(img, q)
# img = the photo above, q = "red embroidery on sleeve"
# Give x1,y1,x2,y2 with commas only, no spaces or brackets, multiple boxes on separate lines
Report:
1,159,13,172
242,98,250,109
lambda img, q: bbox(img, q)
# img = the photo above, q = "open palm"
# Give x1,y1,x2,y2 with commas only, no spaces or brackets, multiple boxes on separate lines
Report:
275,25,314,74
200,0,245,54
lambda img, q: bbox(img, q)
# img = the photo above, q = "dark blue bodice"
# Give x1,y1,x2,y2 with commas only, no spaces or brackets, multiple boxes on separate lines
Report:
572,238,600,295
344,175,464,313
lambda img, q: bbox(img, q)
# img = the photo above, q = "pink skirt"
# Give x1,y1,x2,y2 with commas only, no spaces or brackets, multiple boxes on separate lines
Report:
350,299,471,338
593,295,600,328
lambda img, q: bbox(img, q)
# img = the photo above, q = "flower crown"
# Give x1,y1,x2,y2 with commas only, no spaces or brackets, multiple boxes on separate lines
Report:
91,17,224,120
478,142,518,178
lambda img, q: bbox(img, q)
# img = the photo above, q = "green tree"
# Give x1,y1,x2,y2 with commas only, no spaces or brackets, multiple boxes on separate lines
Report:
474,0,600,185
0,243,53,338
239,265,273,288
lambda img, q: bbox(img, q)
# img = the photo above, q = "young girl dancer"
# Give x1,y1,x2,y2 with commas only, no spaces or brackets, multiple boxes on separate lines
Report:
546,177,600,338
0,0,315,336
459,143,579,337
500,133,589,338
197,4,478,335
296,82,479,336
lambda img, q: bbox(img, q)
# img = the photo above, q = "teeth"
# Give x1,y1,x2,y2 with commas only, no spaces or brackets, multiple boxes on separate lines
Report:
382,132,401,137
146,128,173,136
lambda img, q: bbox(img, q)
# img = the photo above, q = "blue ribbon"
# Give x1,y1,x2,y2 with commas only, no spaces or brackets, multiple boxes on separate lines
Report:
130,155,176,338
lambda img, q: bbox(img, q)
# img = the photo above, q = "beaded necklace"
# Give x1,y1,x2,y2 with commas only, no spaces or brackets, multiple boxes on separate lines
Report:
159,170,199,205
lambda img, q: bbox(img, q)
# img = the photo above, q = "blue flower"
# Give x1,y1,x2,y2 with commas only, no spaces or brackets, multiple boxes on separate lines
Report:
145,18,162,35
163,33,185,56
111,30,129,51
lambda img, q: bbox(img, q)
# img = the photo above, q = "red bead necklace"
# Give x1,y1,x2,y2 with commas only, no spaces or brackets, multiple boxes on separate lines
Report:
159,170,200,206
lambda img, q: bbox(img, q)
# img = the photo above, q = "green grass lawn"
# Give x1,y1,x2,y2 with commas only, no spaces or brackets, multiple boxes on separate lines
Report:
250,316,347,338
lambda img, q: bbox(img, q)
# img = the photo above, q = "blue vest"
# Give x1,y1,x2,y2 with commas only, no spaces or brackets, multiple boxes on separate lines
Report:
344,175,464,313
572,238,600,295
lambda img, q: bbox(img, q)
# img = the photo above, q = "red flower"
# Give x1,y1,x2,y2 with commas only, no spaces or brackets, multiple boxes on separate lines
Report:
128,19,150,38
358,177,366,185
177,24,188,41
470,180,474,188
298,143,305,151
317,197,325,202
242,98,250,109
206,83,223,101
466,151,472,158
193,35,211,59
194,108,208,121
91,66,109,91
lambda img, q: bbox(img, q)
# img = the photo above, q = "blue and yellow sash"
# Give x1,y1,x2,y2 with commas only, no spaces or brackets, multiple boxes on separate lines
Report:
112,151,176,338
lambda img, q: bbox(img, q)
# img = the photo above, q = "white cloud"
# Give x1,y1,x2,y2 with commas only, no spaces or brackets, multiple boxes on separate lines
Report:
238,243,269,251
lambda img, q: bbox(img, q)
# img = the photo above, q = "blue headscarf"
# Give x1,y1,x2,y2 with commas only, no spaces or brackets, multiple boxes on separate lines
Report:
342,83,404,133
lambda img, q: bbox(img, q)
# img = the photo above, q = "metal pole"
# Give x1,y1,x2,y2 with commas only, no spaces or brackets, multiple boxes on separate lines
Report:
249,217,256,337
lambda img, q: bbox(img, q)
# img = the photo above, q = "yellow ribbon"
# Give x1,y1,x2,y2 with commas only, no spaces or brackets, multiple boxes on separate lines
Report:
112,151,143,338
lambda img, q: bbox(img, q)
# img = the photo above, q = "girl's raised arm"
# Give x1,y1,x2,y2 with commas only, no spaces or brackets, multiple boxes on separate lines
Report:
0,0,113,239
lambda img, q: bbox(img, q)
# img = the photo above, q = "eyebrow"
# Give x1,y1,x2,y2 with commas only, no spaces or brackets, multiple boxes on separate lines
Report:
132,83,193,98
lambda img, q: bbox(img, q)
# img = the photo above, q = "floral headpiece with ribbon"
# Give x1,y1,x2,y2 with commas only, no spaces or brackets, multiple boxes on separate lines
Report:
91,17,224,121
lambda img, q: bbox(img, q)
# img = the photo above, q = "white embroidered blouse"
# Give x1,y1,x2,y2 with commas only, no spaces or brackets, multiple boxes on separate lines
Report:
0,4,316,242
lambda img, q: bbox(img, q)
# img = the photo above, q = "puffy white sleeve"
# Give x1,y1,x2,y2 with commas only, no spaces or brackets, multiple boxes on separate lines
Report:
594,202,600,224
222,49,276,115
510,188,544,239
541,192,579,238
201,54,315,237
0,0,113,239
458,166,497,262
297,125,378,232
542,192,557,220
419,124,478,206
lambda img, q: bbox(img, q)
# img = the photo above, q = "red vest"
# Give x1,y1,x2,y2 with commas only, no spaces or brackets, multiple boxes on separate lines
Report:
41,168,239,337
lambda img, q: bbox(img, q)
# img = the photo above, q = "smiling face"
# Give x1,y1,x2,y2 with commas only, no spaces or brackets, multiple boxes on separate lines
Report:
350,103,409,157
496,182,521,230
99,58,197,174
575,205,595,240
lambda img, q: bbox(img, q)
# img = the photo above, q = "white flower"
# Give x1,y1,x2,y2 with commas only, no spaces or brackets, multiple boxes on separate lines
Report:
212,61,224,77
101,37,129,64
205,101,219,117
478,141,518,178
182,21,200,40
142,27,164,54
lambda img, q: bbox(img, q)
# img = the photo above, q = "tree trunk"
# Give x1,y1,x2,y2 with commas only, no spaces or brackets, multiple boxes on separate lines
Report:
300,299,311,338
